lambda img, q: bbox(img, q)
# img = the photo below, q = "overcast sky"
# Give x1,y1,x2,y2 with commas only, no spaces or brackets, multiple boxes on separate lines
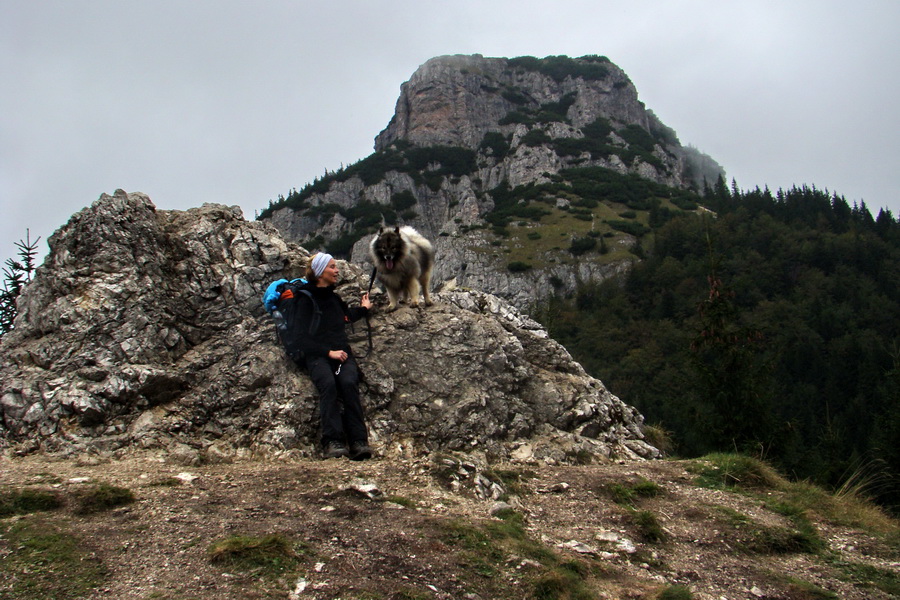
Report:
2,0,898,265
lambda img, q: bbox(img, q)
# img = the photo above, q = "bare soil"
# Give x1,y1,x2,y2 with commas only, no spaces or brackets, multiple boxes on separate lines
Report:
1,451,898,600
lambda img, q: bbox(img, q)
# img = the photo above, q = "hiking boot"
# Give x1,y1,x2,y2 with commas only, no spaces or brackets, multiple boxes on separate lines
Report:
323,440,350,459
349,441,373,461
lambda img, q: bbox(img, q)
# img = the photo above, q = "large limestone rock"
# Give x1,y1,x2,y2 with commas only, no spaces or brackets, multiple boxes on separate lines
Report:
0,190,657,463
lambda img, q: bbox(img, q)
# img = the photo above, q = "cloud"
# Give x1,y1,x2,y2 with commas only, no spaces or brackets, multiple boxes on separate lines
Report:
2,0,898,263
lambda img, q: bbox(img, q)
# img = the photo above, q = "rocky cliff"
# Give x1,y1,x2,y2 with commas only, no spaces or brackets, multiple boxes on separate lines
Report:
0,190,657,463
262,54,724,308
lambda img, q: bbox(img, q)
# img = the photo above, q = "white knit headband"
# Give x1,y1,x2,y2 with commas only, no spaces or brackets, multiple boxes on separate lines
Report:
311,253,333,277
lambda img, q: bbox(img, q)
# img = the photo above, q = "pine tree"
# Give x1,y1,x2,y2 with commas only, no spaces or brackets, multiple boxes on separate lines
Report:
690,273,773,453
0,230,40,338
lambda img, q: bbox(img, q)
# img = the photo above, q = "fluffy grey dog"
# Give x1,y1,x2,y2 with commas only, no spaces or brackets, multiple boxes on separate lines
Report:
369,226,434,310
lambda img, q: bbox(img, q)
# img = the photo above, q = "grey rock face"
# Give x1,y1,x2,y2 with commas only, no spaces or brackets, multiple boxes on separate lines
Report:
0,191,657,463
374,54,648,152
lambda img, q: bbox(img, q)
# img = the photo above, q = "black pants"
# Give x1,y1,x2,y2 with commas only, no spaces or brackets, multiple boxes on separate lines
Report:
305,354,368,447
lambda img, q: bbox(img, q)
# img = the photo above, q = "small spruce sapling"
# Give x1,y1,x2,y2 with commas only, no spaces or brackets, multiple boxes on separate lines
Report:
0,230,40,337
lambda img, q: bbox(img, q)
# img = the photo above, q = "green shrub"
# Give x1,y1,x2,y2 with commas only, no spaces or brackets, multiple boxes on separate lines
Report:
390,190,417,212
607,219,650,237
404,145,477,177
508,261,532,273
534,93,576,123
509,55,610,83
499,110,534,126
582,117,613,140
671,195,699,210
501,88,530,105
569,236,597,256
521,128,552,147
618,124,658,153
342,200,392,229
479,131,511,158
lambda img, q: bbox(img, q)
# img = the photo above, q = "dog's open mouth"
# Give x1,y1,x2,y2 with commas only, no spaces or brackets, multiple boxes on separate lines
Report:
384,259,394,271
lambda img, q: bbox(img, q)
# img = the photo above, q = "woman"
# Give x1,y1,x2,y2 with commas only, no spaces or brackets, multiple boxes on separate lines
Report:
296,252,373,460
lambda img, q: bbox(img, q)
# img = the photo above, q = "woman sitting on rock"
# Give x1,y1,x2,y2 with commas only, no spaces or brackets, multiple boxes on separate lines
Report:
296,252,373,460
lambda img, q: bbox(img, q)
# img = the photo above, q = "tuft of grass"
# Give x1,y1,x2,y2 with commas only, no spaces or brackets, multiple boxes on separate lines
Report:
145,476,183,487
348,592,385,600
607,477,663,506
0,487,64,517
764,501,826,553
381,495,417,508
656,584,694,600
438,513,598,598
826,556,900,596
531,563,595,600
73,483,136,514
565,449,595,465
689,453,899,543
438,519,506,573
207,534,301,577
608,483,637,505
782,580,839,599
642,423,674,456
632,510,666,543
779,479,898,536
689,453,783,490
485,468,536,497
632,478,662,498
0,516,107,598
715,504,824,555
486,509,556,564
392,589,433,600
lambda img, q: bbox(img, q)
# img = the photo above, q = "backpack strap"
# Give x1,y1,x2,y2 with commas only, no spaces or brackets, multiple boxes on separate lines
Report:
295,289,322,335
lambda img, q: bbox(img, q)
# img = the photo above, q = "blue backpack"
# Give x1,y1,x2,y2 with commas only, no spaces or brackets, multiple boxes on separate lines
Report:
262,278,321,364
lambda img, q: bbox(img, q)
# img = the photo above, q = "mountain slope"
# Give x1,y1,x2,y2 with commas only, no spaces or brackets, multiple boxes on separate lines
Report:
259,54,724,307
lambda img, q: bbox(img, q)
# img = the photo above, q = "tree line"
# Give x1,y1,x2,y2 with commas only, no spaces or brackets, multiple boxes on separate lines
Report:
535,180,900,510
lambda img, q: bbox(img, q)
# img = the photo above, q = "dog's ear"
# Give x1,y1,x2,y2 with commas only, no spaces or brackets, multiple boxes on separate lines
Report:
377,227,383,234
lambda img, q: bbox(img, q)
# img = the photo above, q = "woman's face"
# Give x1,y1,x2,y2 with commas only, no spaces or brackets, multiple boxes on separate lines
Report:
318,258,339,286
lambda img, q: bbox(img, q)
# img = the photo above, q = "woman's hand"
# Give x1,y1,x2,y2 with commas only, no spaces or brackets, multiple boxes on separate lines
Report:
328,350,348,362
360,292,373,310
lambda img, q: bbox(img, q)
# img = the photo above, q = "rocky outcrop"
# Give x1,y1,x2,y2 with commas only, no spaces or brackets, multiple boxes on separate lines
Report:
261,54,724,309
374,54,650,154
0,191,657,463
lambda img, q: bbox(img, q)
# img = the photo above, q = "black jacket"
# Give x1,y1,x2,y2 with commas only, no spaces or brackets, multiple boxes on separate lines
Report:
294,282,369,359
